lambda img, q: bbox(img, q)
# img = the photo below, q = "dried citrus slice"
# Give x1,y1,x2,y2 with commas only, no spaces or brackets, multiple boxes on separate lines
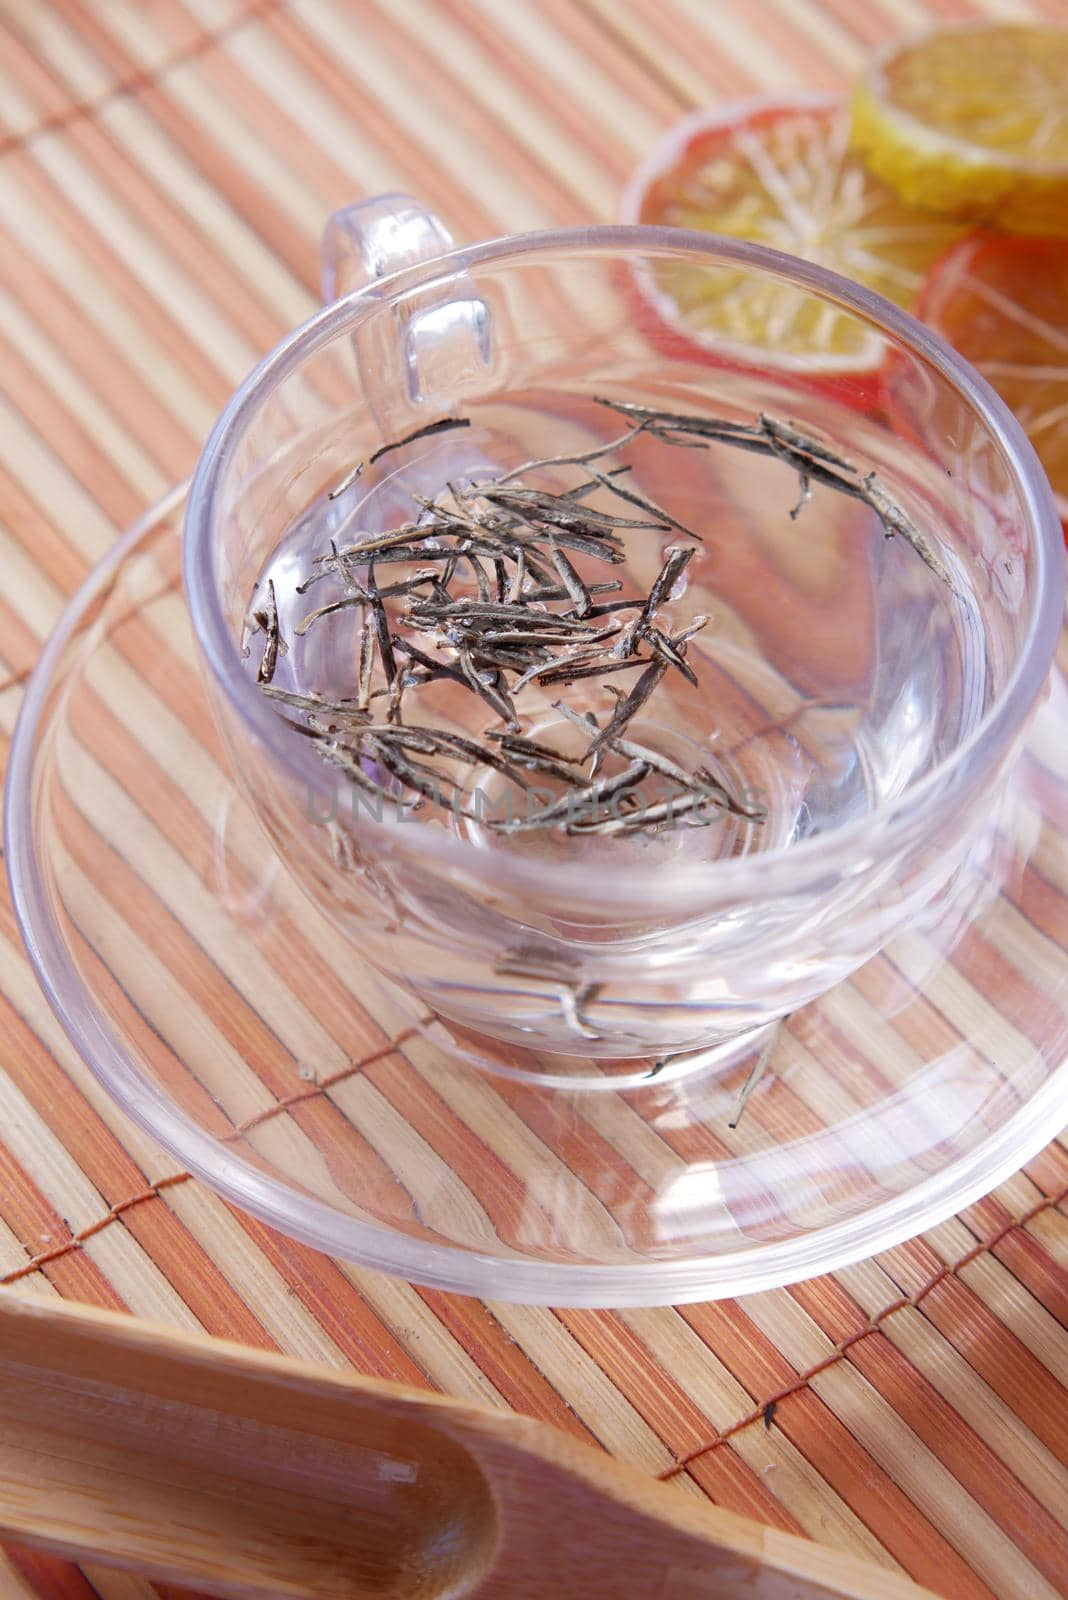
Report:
851,24,1068,235
917,232,1068,520
623,97,963,375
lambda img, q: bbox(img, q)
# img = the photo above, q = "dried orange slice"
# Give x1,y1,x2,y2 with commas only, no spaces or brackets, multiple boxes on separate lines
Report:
851,24,1068,236
917,232,1068,520
623,97,964,375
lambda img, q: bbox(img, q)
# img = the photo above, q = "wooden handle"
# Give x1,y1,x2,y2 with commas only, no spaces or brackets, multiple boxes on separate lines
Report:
0,1290,943,1600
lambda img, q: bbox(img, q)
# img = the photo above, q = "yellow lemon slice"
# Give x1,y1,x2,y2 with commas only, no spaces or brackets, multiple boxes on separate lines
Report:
851,24,1068,236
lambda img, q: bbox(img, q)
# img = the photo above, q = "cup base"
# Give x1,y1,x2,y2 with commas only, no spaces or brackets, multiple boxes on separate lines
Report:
373,987,778,1091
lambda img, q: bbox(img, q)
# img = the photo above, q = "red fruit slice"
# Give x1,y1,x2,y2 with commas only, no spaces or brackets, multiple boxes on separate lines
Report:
916,231,1068,522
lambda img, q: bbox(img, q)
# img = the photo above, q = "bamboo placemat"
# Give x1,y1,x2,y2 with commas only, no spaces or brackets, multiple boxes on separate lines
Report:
0,2,1065,1597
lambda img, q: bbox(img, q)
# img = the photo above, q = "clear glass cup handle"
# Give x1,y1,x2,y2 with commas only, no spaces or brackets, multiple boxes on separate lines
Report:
321,193,491,412
321,192,456,300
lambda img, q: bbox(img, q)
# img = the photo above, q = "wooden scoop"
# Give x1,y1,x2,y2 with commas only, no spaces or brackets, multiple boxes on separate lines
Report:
0,1290,941,1600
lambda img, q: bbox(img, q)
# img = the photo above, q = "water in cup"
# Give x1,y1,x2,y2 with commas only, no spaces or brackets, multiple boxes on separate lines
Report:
246,385,984,877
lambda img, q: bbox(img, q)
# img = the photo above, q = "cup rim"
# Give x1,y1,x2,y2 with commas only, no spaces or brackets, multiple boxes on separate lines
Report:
183,223,1065,901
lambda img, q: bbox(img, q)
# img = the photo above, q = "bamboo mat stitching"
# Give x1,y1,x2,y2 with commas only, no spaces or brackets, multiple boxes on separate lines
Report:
3,1028,1063,1461
0,0,287,162
0,666,33,697
658,1179,1068,1480
0,1019,429,1285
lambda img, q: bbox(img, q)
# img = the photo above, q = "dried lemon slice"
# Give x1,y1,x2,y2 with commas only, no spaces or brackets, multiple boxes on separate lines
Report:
624,96,963,374
851,24,1068,236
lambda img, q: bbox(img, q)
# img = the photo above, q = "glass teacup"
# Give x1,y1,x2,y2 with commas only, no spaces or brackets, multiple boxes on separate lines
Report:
184,195,1064,1080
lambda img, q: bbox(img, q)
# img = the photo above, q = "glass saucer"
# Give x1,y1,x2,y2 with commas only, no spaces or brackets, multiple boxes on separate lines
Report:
7,487,1068,1307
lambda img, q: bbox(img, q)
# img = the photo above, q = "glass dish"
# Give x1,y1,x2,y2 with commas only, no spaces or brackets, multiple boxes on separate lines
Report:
7,484,1068,1306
